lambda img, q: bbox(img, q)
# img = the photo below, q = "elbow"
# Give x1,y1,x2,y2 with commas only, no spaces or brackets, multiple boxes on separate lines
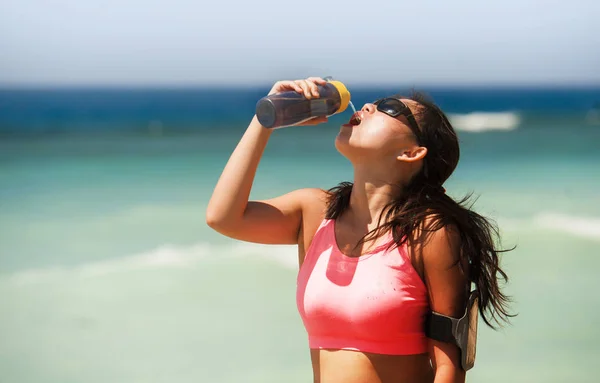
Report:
205,206,238,233
205,207,223,230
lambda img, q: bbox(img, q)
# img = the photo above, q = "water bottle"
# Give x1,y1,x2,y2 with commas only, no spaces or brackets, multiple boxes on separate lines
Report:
255,78,351,129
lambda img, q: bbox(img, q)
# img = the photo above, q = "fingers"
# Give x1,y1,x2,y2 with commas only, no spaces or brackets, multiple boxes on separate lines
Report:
307,77,327,85
268,80,302,95
294,80,319,99
298,78,324,98
270,77,326,98
306,80,320,98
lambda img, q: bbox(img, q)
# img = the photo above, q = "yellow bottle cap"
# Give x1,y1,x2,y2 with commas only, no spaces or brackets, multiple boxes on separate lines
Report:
328,80,351,114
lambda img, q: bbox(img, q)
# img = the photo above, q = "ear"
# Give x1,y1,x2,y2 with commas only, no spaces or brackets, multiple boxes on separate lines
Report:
397,146,428,163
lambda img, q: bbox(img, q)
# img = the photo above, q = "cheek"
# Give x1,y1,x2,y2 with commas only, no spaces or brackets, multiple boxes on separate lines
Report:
335,116,399,153
360,116,397,146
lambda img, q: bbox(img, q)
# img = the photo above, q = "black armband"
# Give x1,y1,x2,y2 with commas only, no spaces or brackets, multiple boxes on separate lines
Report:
425,290,479,371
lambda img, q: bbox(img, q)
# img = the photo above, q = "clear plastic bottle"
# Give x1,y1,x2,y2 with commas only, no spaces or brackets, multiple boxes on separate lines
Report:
255,79,351,129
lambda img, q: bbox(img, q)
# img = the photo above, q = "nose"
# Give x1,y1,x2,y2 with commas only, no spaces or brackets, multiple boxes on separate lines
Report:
361,103,376,114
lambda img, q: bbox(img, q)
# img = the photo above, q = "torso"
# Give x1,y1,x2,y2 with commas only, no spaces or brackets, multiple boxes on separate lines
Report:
309,350,433,383
295,190,433,383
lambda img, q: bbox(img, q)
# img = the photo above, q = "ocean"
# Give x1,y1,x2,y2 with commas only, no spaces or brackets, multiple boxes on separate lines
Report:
1,86,599,383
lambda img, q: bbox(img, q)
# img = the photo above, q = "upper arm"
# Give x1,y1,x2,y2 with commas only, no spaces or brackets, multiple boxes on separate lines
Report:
208,188,327,245
421,224,468,382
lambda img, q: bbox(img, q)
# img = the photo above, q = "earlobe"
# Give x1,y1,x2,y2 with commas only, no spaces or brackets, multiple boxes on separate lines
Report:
397,146,428,162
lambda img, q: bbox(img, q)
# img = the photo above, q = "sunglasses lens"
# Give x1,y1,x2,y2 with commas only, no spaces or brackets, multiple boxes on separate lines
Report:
377,98,405,116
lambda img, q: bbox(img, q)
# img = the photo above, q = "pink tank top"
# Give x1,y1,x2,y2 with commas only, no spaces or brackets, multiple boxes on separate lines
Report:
296,219,430,355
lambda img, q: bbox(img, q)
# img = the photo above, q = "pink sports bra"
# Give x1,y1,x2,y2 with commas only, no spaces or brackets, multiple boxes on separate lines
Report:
296,219,430,355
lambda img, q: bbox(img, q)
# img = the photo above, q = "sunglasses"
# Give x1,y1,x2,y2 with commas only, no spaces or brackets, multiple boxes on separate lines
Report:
373,97,421,139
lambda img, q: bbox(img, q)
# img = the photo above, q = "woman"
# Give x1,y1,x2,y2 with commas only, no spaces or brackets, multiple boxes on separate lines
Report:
206,77,512,383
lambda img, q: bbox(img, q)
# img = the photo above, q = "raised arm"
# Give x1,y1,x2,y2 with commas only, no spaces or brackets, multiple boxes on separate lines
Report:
205,78,328,245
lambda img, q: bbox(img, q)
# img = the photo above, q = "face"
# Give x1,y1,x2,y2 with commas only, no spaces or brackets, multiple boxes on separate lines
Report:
335,98,422,163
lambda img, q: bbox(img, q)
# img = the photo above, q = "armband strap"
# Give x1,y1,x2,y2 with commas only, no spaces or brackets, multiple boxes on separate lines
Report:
425,290,479,371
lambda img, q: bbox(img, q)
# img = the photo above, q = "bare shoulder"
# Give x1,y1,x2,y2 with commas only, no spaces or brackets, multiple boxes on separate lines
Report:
419,216,468,317
286,187,328,200
407,215,462,284
410,214,460,258
421,217,461,267
296,187,329,212
296,187,330,231
295,188,330,263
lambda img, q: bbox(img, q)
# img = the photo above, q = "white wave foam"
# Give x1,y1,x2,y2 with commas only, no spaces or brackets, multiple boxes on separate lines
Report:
8,242,298,285
229,243,299,269
498,213,600,241
449,112,520,132
533,213,600,241
11,212,597,285
494,216,529,232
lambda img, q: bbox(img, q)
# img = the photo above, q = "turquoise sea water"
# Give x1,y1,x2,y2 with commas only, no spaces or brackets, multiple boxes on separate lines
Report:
1,88,599,382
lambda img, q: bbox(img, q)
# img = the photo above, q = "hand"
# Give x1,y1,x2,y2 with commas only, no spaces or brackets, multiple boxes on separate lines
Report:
267,77,329,126
268,77,328,98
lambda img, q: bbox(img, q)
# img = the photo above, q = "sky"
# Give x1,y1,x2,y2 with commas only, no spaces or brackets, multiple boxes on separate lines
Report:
0,0,598,87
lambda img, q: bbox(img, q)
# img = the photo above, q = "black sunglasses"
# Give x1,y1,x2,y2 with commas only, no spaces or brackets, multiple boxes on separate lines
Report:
373,98,421,139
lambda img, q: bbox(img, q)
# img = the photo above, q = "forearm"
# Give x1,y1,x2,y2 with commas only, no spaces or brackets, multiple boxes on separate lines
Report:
206,116,272,225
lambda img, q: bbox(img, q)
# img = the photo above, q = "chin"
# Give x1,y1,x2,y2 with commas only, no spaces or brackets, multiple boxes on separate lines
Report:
334,133,361,161
334,132,349,152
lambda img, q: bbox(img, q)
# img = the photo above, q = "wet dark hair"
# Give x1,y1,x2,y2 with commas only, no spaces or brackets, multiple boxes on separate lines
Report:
326,91,514,328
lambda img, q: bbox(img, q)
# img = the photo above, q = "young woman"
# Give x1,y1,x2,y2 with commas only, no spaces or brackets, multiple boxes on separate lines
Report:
206,77,512,383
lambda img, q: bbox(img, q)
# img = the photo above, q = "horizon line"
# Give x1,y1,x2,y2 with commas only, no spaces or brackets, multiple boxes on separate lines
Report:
2,81,600,91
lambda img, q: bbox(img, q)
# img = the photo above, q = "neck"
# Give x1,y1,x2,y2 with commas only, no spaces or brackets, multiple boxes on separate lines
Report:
347,164,407,226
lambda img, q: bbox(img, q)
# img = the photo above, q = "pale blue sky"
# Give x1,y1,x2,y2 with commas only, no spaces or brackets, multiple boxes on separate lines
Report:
1,0,598,87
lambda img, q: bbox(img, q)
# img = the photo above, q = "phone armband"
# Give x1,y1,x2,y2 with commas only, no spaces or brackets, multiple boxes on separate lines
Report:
425,290,479,370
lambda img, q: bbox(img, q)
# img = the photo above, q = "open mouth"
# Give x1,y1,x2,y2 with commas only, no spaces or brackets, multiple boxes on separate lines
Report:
347,112,361,126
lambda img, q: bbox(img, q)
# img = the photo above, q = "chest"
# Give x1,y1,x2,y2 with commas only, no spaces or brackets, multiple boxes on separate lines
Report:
298,245,426,318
